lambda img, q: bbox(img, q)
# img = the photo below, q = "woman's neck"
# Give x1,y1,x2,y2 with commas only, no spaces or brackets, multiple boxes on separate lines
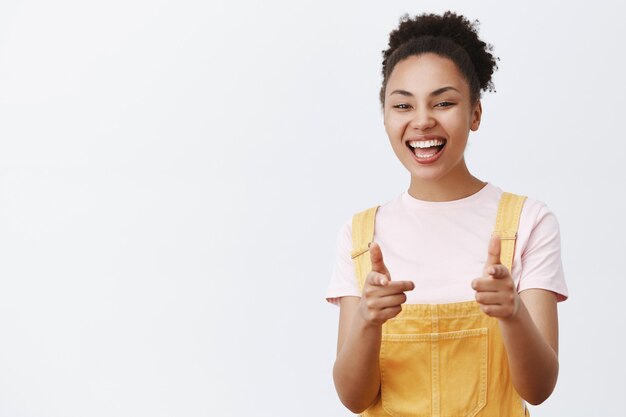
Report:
407,163,486,202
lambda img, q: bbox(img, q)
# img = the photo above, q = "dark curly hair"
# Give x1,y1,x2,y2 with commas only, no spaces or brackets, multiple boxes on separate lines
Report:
380,11,498,106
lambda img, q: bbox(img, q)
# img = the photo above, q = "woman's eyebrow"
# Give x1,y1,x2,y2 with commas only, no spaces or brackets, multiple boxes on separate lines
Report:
389,89,413,97
430,86,460,96
389,86,460,97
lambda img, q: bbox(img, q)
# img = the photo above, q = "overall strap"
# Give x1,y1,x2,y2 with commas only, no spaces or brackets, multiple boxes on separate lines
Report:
350,206,379,292
493,192,527,272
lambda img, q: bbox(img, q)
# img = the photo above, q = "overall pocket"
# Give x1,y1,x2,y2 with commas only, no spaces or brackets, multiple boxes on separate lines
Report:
380,328,488,417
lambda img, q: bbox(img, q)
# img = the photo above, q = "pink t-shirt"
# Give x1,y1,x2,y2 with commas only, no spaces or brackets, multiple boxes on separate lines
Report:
326,183,568,305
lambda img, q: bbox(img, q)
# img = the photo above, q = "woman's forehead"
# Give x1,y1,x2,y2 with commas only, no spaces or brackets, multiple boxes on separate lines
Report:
386,53,470,97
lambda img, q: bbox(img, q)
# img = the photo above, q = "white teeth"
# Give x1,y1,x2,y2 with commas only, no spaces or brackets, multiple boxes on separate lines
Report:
408,139,445,148
415,150,438,159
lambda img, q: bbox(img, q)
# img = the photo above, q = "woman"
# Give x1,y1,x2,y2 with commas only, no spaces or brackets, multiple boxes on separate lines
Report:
326,11,568,416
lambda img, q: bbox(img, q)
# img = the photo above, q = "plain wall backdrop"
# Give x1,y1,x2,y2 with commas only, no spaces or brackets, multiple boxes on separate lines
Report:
0,0,624,416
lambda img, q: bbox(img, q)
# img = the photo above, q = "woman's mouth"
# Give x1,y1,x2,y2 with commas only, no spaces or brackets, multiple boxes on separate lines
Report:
406,138,447,164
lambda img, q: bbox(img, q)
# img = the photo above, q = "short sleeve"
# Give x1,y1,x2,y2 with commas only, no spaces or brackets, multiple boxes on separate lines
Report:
517,204,568,302
325,220,361,306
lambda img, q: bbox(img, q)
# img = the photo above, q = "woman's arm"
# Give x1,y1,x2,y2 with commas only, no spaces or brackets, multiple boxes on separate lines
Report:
333,243,414,414
333,296,382,414
472,236,559,405
499,289,559,405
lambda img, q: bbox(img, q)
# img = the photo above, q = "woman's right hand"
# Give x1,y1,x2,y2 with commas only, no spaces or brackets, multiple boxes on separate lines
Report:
334,242,415,413
359,242,415,326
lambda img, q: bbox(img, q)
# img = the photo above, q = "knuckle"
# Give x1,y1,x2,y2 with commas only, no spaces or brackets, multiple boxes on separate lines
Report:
388,306,402,318
367,311,379,323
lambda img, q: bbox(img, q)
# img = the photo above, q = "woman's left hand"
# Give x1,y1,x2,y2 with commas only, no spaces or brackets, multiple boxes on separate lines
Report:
471,235,520,320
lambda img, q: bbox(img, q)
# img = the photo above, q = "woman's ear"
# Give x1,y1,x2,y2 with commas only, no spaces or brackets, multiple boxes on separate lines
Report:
470,100,482,131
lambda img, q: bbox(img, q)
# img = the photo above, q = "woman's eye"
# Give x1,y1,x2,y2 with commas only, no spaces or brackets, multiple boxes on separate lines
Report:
435,101,455,108
393,104,411,110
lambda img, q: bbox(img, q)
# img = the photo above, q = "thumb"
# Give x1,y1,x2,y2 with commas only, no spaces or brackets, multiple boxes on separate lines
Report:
369,242,390,278
486,234,502,266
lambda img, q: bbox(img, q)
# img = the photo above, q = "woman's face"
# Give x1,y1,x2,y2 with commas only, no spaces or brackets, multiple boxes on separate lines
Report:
383,53,481,184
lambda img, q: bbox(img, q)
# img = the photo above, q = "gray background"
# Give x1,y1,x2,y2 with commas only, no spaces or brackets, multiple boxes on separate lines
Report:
0,0,623,416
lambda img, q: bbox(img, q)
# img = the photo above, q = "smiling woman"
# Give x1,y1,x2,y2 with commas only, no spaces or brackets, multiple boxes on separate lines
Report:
327,11,568,417
384,54,482,194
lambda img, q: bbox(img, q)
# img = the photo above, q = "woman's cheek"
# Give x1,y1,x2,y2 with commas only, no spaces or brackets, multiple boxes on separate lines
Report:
384,119,404,138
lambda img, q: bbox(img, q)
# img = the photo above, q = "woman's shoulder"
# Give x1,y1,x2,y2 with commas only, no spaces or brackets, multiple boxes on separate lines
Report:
340,194,405,224
333,193,405,243
489,184,557,222
509,190,559,230
502,189,562,260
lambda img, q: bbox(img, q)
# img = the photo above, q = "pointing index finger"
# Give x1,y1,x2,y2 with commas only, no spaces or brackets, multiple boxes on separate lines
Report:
369,242,390,277
387,280,415,292
486,234,502,266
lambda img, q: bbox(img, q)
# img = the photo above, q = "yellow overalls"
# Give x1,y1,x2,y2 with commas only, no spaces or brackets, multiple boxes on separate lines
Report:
350,192,530,417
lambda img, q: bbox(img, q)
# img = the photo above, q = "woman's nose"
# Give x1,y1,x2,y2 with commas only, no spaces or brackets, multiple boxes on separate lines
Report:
409,110,436,131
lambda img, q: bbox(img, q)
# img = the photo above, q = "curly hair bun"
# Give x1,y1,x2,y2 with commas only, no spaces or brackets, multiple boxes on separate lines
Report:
381,11,498,104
